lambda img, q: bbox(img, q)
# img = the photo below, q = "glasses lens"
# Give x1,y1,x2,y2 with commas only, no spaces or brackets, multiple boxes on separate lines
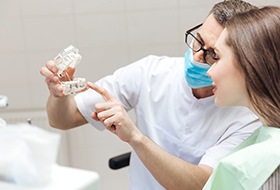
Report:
205,51,217,65
186,34,201,52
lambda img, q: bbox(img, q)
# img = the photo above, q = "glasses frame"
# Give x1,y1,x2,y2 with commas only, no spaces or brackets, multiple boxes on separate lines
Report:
185,23,217,65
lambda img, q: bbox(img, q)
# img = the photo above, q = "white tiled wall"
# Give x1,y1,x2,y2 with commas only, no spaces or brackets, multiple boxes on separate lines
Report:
0,0,279,189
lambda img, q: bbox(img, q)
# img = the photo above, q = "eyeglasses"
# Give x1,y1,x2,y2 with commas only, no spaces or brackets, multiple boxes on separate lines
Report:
185,23,217,65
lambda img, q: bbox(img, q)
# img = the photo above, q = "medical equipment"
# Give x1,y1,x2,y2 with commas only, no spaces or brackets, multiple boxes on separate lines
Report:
54,45,88,95
0,95,8,108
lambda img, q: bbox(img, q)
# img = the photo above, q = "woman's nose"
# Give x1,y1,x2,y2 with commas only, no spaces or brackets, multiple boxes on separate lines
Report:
207,63,215,78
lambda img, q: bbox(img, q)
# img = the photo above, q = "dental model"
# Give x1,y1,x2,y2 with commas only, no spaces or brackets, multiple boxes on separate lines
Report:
54,45,88,95
54,45,82,77
61,78,87,95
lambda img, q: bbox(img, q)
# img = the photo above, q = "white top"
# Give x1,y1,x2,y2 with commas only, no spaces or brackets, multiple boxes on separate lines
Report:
75,55,261,190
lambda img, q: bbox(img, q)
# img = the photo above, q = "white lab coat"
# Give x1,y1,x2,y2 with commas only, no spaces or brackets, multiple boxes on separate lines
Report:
75,55,261,190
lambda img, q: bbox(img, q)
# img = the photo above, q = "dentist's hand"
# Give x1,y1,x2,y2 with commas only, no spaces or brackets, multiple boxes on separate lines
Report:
40,60,75,97
88,82,141,143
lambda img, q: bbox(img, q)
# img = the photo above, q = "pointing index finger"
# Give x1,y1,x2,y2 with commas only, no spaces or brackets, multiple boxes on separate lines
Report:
87,82,115,102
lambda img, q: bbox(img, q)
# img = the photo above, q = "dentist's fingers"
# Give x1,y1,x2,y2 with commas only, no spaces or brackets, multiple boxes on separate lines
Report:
87,82,117,102
91,111,100,121
96,103,123,120
40,60,66,97
41,60,76,82
40,61,57,81
45,60,58,72
87,82,124,131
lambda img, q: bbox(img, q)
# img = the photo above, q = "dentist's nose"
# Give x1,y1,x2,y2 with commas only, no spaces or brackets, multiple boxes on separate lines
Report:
193,50,205,63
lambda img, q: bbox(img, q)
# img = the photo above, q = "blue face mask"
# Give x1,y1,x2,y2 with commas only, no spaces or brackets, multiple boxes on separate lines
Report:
184,49,213,89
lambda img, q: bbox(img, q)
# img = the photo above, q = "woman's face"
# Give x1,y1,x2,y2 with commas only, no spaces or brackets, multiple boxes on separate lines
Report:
207,29,249,108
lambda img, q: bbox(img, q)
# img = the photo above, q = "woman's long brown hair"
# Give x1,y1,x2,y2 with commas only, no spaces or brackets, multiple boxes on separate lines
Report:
225,6,280,128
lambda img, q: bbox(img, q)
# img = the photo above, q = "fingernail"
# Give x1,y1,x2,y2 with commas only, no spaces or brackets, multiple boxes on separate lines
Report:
53,76,58,82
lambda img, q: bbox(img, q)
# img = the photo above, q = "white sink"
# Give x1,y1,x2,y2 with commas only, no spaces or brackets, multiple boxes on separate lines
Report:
0,165,99,190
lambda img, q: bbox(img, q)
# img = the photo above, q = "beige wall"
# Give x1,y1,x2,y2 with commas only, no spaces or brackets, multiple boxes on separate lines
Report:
0,0,279,189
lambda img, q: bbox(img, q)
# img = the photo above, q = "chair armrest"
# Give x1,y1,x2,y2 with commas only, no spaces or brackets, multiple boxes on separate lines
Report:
109,152,131,170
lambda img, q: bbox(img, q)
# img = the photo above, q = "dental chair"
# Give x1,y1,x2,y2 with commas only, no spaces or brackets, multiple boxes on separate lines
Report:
109,152,131,170
260,166,280,190
109,153,279,189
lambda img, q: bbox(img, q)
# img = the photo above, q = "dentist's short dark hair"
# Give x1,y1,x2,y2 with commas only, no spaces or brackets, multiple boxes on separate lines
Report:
209,0,257,27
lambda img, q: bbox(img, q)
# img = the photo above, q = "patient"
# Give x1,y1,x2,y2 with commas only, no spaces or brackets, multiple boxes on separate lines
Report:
87,5,280,190
204,6,280,189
